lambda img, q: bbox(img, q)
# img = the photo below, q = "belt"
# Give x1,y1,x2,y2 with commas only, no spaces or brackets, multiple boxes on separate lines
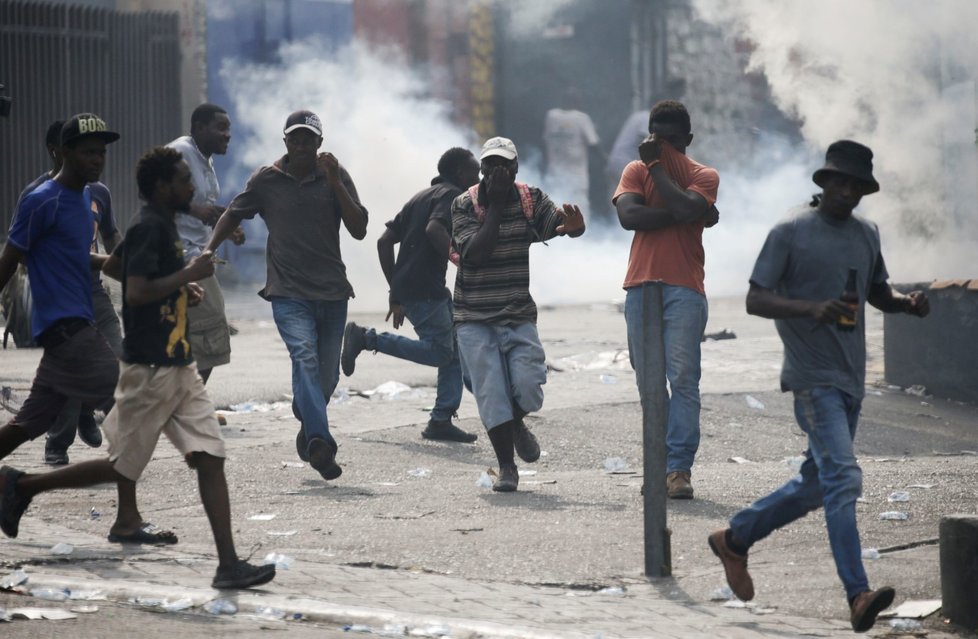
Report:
38,317,92,350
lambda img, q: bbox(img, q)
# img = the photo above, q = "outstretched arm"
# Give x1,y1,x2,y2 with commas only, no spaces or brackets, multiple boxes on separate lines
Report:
868,282,929,316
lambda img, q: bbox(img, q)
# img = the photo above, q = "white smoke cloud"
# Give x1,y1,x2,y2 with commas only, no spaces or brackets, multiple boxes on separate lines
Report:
692,0,978,282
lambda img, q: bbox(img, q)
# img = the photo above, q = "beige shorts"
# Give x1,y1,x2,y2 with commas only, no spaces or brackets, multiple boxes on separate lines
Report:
187,275,231,370
103,362,225,481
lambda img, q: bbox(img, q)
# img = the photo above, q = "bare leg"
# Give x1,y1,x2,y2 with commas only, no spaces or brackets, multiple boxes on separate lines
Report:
16,459,117,496
192,452,237,568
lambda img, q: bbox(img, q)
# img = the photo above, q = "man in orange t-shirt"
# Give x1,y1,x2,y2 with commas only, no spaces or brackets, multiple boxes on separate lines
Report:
613,100,719,500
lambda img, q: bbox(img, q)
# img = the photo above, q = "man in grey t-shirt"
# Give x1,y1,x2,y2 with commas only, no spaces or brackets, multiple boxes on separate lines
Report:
167,103,243,385
707,141,929,633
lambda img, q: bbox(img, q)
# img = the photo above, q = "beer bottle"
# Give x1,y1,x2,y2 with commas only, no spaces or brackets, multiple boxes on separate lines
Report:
837,268,858,331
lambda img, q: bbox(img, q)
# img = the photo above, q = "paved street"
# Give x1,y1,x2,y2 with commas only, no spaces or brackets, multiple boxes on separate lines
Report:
0,294,974,637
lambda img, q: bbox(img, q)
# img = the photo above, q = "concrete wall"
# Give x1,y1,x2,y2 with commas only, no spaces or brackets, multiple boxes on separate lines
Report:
884,284,978,403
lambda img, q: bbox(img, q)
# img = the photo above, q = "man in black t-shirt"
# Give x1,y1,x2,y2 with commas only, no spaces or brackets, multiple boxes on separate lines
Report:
340,148,480,443
0,147,275,590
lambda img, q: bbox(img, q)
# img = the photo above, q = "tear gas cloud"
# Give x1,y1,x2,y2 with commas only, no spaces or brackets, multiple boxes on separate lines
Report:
692,0,978,283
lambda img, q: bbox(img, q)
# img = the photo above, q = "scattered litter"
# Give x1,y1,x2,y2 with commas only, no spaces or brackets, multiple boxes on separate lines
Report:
1,569,28,589
50,542,73,556
603,457,628,472
752,606,777,615
452,528,484,535
407,467,432,478
70,605,99,614
879,599,942,619
888,618,923,631
903,385,929,397
364,381,425,401
30,587,69,601
262,553,295,570
861,548,881,560
0,386,25,414
68,590,105,601
267,530,298,537
281,461,305,469
703,329,737,341
229,400,291,413
596,586,626,596
7,607,77,620
784,456,805,473
248,513,277,521
475,472,493,489
552,350,631,372
523,480,558,485
343,624,374,633
888,491,911,503
907,483,935,489
332,388,351,405
710,586,734,601
89,507,100,520
879,511,909,521
415,624,451,636
521,469,538,476
728,456,752,464
203,599,237,615
161,598,194,612
599,374,617,385
129,596,165,608
723,599,748,609
375,482,400,487
745,395,765,410
253,606,287,620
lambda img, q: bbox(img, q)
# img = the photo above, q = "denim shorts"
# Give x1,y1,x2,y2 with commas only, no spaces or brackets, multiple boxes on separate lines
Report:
455,322,547,430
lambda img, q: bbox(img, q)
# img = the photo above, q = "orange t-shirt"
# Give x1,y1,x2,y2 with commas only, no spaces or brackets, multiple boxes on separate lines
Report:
613,145,719,295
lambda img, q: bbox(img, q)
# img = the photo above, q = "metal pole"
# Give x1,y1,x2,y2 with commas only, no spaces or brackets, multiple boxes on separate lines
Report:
641,283,670,578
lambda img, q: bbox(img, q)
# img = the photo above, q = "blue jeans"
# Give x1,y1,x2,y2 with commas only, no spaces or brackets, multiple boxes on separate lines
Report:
368,298,462,422
624,283,708,474
271,298,347,448
729,386,868,600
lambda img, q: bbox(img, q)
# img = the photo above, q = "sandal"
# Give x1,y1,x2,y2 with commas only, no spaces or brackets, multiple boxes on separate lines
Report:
107,522,178,545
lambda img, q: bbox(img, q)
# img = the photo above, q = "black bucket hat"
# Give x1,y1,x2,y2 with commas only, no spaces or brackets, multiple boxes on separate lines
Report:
812,140,879,194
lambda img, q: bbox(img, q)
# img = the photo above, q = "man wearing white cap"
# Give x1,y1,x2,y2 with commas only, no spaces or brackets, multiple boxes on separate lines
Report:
451,136,586,492
206,109,368,482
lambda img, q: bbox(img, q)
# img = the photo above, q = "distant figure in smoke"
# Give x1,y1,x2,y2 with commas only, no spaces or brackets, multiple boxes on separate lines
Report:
205,110,368,482
167,103,243,387
341,147,481,444
614,100,719,500
452,137,585,492
708,140,929,632
17,119,124,466
542,88,602,214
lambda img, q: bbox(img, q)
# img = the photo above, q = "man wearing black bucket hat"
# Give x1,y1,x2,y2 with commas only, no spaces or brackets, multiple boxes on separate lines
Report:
707,140,930,633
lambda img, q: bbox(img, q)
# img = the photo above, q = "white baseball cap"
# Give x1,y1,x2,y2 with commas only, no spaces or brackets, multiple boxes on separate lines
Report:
479,136,518,161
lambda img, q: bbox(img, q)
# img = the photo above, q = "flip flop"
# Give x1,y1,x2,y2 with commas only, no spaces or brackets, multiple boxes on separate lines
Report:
107,523,178,545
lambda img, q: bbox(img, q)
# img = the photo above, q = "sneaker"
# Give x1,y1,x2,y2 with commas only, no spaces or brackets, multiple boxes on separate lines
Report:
307,437,342,480
341,322,367,377
0,466,32,538
422,420,478,443
44,446,69,466
850,587,895,632
295,428,309,462
666,471,694,499
707,529,754,601
212,559,276,589
77,412,102,448
492,464,519,492
513,419,540,463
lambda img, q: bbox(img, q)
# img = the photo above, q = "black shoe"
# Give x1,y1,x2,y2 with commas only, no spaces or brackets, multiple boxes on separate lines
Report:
307,437,342,480
514,419,540,463
422,420,478,443
77,412,102,448
0,466,32,538
341,322,366,377
492,464,519,492
295,428,309,462
44,447,69,466
212,559,276,589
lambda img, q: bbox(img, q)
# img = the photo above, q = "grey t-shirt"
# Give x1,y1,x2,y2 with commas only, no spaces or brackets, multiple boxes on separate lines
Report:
226,155,368,301
750,203,889,398
167,135,220,259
